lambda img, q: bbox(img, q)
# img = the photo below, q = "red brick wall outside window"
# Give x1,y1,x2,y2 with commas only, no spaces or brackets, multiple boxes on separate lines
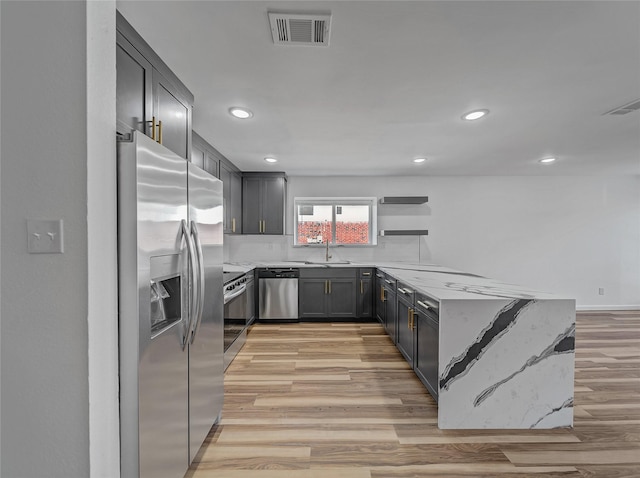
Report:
298,221,369,245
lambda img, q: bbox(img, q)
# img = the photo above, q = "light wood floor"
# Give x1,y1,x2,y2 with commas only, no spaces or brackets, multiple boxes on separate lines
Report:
187,311,640,478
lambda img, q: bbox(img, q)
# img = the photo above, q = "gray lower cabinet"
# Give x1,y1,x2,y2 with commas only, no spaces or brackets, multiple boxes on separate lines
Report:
298,279,327,318
220,162,242,234
299,269,357,319
356,269,374,319
326,279,357,318
116,11,193,160
414,294,439,401
376,271,439,401
242,173,287,235
385,287,397,343
380,275,397,342
375,272,385,324
396,283,416,367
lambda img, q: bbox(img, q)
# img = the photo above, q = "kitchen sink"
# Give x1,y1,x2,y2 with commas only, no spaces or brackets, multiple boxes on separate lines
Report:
304,260,351,265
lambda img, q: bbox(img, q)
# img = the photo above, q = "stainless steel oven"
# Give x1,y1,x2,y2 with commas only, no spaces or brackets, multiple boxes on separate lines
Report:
223,271,253,369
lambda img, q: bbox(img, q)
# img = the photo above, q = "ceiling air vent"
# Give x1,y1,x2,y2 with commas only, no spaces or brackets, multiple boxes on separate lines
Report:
268,12,331,46
604,99,640,116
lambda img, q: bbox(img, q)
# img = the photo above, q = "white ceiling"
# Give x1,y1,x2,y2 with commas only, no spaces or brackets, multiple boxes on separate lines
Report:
116,1,640,176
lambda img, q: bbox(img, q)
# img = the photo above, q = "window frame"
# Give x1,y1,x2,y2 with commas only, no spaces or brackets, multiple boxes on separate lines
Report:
293,197,378,247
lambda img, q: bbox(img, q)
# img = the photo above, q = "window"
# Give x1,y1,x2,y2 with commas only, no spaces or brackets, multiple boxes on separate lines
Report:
294,197,377,246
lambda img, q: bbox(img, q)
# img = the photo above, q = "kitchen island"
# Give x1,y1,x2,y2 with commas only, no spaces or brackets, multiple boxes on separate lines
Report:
225,261,575,430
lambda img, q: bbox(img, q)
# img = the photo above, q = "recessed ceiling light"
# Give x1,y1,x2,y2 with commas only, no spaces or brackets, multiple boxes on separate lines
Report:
413,158,427,163
228,107,253,119
462,109,489,121
540,157,557,163
264,157,278,163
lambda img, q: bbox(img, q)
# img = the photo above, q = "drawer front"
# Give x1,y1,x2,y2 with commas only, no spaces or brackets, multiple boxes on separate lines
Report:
382,273,397,292
396,281,415,303
299,267,357,279
415,291,439,321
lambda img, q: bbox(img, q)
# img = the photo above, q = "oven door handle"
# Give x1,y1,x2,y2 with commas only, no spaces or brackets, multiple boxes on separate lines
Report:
224,283,247,304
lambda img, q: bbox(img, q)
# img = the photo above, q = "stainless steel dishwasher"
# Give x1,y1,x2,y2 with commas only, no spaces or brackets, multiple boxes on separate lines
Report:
258,268,299,321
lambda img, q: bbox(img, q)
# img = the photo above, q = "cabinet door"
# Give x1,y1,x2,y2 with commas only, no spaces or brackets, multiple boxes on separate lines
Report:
375,275,385,324
262,177,285,234
299,279,328,319
415,313,439,401
396,298,414,366
385,290,397,344
327,279,357,318
242,176,262,234
116,32,152,139
220,164,241,234
191,143,205,169
153,70,191,159
219,163,232,233
204,152,219,178
357,278,373,318
230,172,242,233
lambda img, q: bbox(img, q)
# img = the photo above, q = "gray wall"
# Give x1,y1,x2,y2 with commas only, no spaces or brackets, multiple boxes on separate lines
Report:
226,175,640,308
1,2,90,476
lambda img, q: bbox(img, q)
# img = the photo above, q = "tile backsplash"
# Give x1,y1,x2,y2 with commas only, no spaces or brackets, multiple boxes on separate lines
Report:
224,233,430,264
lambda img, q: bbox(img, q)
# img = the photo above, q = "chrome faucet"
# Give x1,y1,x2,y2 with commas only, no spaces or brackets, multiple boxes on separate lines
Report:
325,238,332,262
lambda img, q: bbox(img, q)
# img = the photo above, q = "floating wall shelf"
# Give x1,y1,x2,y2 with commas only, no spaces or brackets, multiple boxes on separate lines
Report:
379,230,429,236
379,196,428,204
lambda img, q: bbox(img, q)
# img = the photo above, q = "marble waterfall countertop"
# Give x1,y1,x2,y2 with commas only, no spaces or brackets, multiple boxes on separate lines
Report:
225,260,576,429
225,260,572,302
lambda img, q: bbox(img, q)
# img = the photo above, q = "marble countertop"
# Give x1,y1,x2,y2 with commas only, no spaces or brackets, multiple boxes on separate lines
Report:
224,261,570,302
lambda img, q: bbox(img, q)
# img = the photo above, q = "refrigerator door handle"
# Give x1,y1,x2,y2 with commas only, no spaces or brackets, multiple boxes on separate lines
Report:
189,220,206,344
181,219,198,348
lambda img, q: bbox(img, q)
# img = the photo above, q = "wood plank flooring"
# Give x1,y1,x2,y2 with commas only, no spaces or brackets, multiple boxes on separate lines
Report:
187,311,640,478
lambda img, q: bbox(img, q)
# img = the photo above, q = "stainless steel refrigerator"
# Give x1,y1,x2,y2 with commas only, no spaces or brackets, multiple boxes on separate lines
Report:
118,131,224,478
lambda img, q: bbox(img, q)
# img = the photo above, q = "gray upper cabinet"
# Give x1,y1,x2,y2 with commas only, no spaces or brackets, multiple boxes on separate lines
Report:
220,161,242,234
191,141,205,170
204,152,219,179
192,131,220,178
242,173,287,235
116,11,193,160
152,70,191,159
116,31,152,139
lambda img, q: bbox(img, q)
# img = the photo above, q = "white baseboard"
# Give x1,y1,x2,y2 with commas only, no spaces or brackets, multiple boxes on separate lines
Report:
577,305,640,311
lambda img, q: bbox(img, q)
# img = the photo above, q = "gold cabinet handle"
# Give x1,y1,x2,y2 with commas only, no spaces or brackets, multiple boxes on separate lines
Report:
151,116,156,141
232,218,236,233
324,280,328,294
360,280,364,294
328,280,331,294
408,307,412,330
158,120,163,144
381,286,386,302
410,309,415,330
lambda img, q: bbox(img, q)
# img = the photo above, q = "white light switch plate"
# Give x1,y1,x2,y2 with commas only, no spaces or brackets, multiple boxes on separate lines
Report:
27,219,64,254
